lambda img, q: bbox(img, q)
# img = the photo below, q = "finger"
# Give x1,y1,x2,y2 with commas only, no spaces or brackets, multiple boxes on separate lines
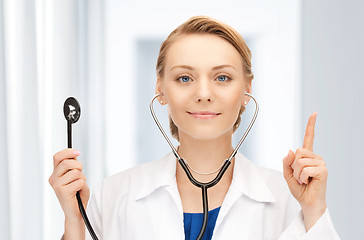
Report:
303,112,317,151
283,150,295,180
299,166,328,184
50,170,86,193
53,159,83,178
53,149,81,169
292,158,323,181
64,178,87,194
59,169,86,187
294,148,319,161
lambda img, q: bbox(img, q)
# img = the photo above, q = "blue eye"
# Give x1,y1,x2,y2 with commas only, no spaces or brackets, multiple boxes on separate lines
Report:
217,75,229,82
178,76,191,83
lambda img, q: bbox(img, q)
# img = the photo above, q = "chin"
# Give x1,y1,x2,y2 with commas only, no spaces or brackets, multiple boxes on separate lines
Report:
180,127,232,141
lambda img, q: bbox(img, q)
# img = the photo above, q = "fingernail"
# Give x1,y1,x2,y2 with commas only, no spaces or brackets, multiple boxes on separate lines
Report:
298,180,302,185
73,150,81,155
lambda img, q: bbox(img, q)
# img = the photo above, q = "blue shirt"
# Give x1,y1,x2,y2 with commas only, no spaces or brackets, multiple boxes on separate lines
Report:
183,206,221,240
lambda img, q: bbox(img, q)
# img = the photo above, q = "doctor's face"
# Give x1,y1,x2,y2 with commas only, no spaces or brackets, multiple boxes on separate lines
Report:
157,33,251,140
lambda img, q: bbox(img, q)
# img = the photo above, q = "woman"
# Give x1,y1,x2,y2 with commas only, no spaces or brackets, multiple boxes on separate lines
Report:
49,16,340,239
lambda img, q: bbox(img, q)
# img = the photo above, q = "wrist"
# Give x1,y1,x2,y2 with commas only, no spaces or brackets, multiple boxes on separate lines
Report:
301,202,327,232
301,201,327,216
64,217,85,240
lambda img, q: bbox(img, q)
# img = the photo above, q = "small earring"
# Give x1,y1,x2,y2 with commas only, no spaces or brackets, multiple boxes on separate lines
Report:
244,101,247,105
160,100,164,104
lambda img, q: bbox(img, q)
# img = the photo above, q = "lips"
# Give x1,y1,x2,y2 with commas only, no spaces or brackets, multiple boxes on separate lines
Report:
188,111,221,119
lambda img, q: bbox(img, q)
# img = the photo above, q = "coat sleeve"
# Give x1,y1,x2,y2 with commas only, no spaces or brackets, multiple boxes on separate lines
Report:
279,208,341,240
85,181,103,240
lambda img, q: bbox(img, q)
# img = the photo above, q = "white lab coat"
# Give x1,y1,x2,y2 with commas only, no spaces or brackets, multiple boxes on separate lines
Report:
85,151,340,240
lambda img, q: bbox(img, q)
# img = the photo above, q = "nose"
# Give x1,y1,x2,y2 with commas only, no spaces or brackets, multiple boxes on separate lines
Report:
194,78,213,103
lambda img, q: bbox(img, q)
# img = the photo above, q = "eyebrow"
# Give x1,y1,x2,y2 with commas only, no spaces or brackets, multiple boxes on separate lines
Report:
170,64,236,71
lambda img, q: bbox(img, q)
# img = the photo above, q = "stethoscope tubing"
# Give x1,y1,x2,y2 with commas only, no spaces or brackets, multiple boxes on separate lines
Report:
71,92,258,240
150,92,259,240
68,120,99,240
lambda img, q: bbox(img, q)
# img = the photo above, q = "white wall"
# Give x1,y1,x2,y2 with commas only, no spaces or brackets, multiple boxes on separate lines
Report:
302,0,364,238
7,0,360,239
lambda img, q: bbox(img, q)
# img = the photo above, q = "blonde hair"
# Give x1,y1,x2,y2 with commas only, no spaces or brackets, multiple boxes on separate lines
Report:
156,16,254,141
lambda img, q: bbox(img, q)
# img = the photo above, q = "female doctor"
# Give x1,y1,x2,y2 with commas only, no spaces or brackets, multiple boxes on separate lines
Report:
49,16,340,239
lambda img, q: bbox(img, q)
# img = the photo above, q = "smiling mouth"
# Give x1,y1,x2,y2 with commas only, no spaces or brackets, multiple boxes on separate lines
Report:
187,111,221,119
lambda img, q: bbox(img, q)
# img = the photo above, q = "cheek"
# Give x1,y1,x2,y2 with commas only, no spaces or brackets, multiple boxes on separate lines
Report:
164,87,189,120
219,90,244,116
167,100,183,122
228,102,243,127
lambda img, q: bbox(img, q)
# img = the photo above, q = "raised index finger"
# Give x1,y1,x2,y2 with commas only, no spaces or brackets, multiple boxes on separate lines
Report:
303,112,317,151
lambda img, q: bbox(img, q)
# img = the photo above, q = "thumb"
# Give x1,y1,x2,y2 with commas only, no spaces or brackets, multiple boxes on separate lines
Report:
283,150,295,179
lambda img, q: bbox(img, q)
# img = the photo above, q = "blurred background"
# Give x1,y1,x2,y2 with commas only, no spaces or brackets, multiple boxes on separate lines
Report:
0,0,363,239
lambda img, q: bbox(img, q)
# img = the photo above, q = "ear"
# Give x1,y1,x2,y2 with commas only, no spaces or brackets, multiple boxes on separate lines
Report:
155,77,167,105
243,81,252,106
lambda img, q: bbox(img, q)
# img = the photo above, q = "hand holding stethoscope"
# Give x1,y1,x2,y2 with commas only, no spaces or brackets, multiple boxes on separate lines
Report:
283,112,328,231
49,97,94,239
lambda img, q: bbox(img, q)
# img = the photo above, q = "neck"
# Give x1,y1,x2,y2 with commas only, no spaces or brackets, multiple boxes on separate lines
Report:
177,131,234,175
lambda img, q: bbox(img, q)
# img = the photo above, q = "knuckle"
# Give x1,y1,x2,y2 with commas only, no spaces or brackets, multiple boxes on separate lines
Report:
77,161,83,170
80,178,86,185
322,167,328,176
53,149,65,161
52,183,60,191
295,148,302,156
301,167,308,176
299,174,305,182
295,158,303,169
63,160,73,170
48,176,53,185
52,153,59,165
59,160,69,170
70,169,80,177
293,170,299,179
75,179,85,189
283,155,288,165
76,170,85,180
295,160,301,168
61,159,81,170
76,169,82,178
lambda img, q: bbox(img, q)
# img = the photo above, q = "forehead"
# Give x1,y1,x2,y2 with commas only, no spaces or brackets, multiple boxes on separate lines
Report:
165,33,243,71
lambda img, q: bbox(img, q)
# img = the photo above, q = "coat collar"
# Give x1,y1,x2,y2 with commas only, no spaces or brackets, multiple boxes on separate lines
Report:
134,152,177,201
231,152,276,203
135,151,275,203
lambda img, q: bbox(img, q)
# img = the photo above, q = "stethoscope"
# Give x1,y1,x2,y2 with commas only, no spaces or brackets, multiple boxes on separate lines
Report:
63,97,99,240
149,92,259,240
62,91,258,240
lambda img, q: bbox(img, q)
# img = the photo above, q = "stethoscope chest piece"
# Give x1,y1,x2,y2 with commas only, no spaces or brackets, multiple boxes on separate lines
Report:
63,97,81,123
